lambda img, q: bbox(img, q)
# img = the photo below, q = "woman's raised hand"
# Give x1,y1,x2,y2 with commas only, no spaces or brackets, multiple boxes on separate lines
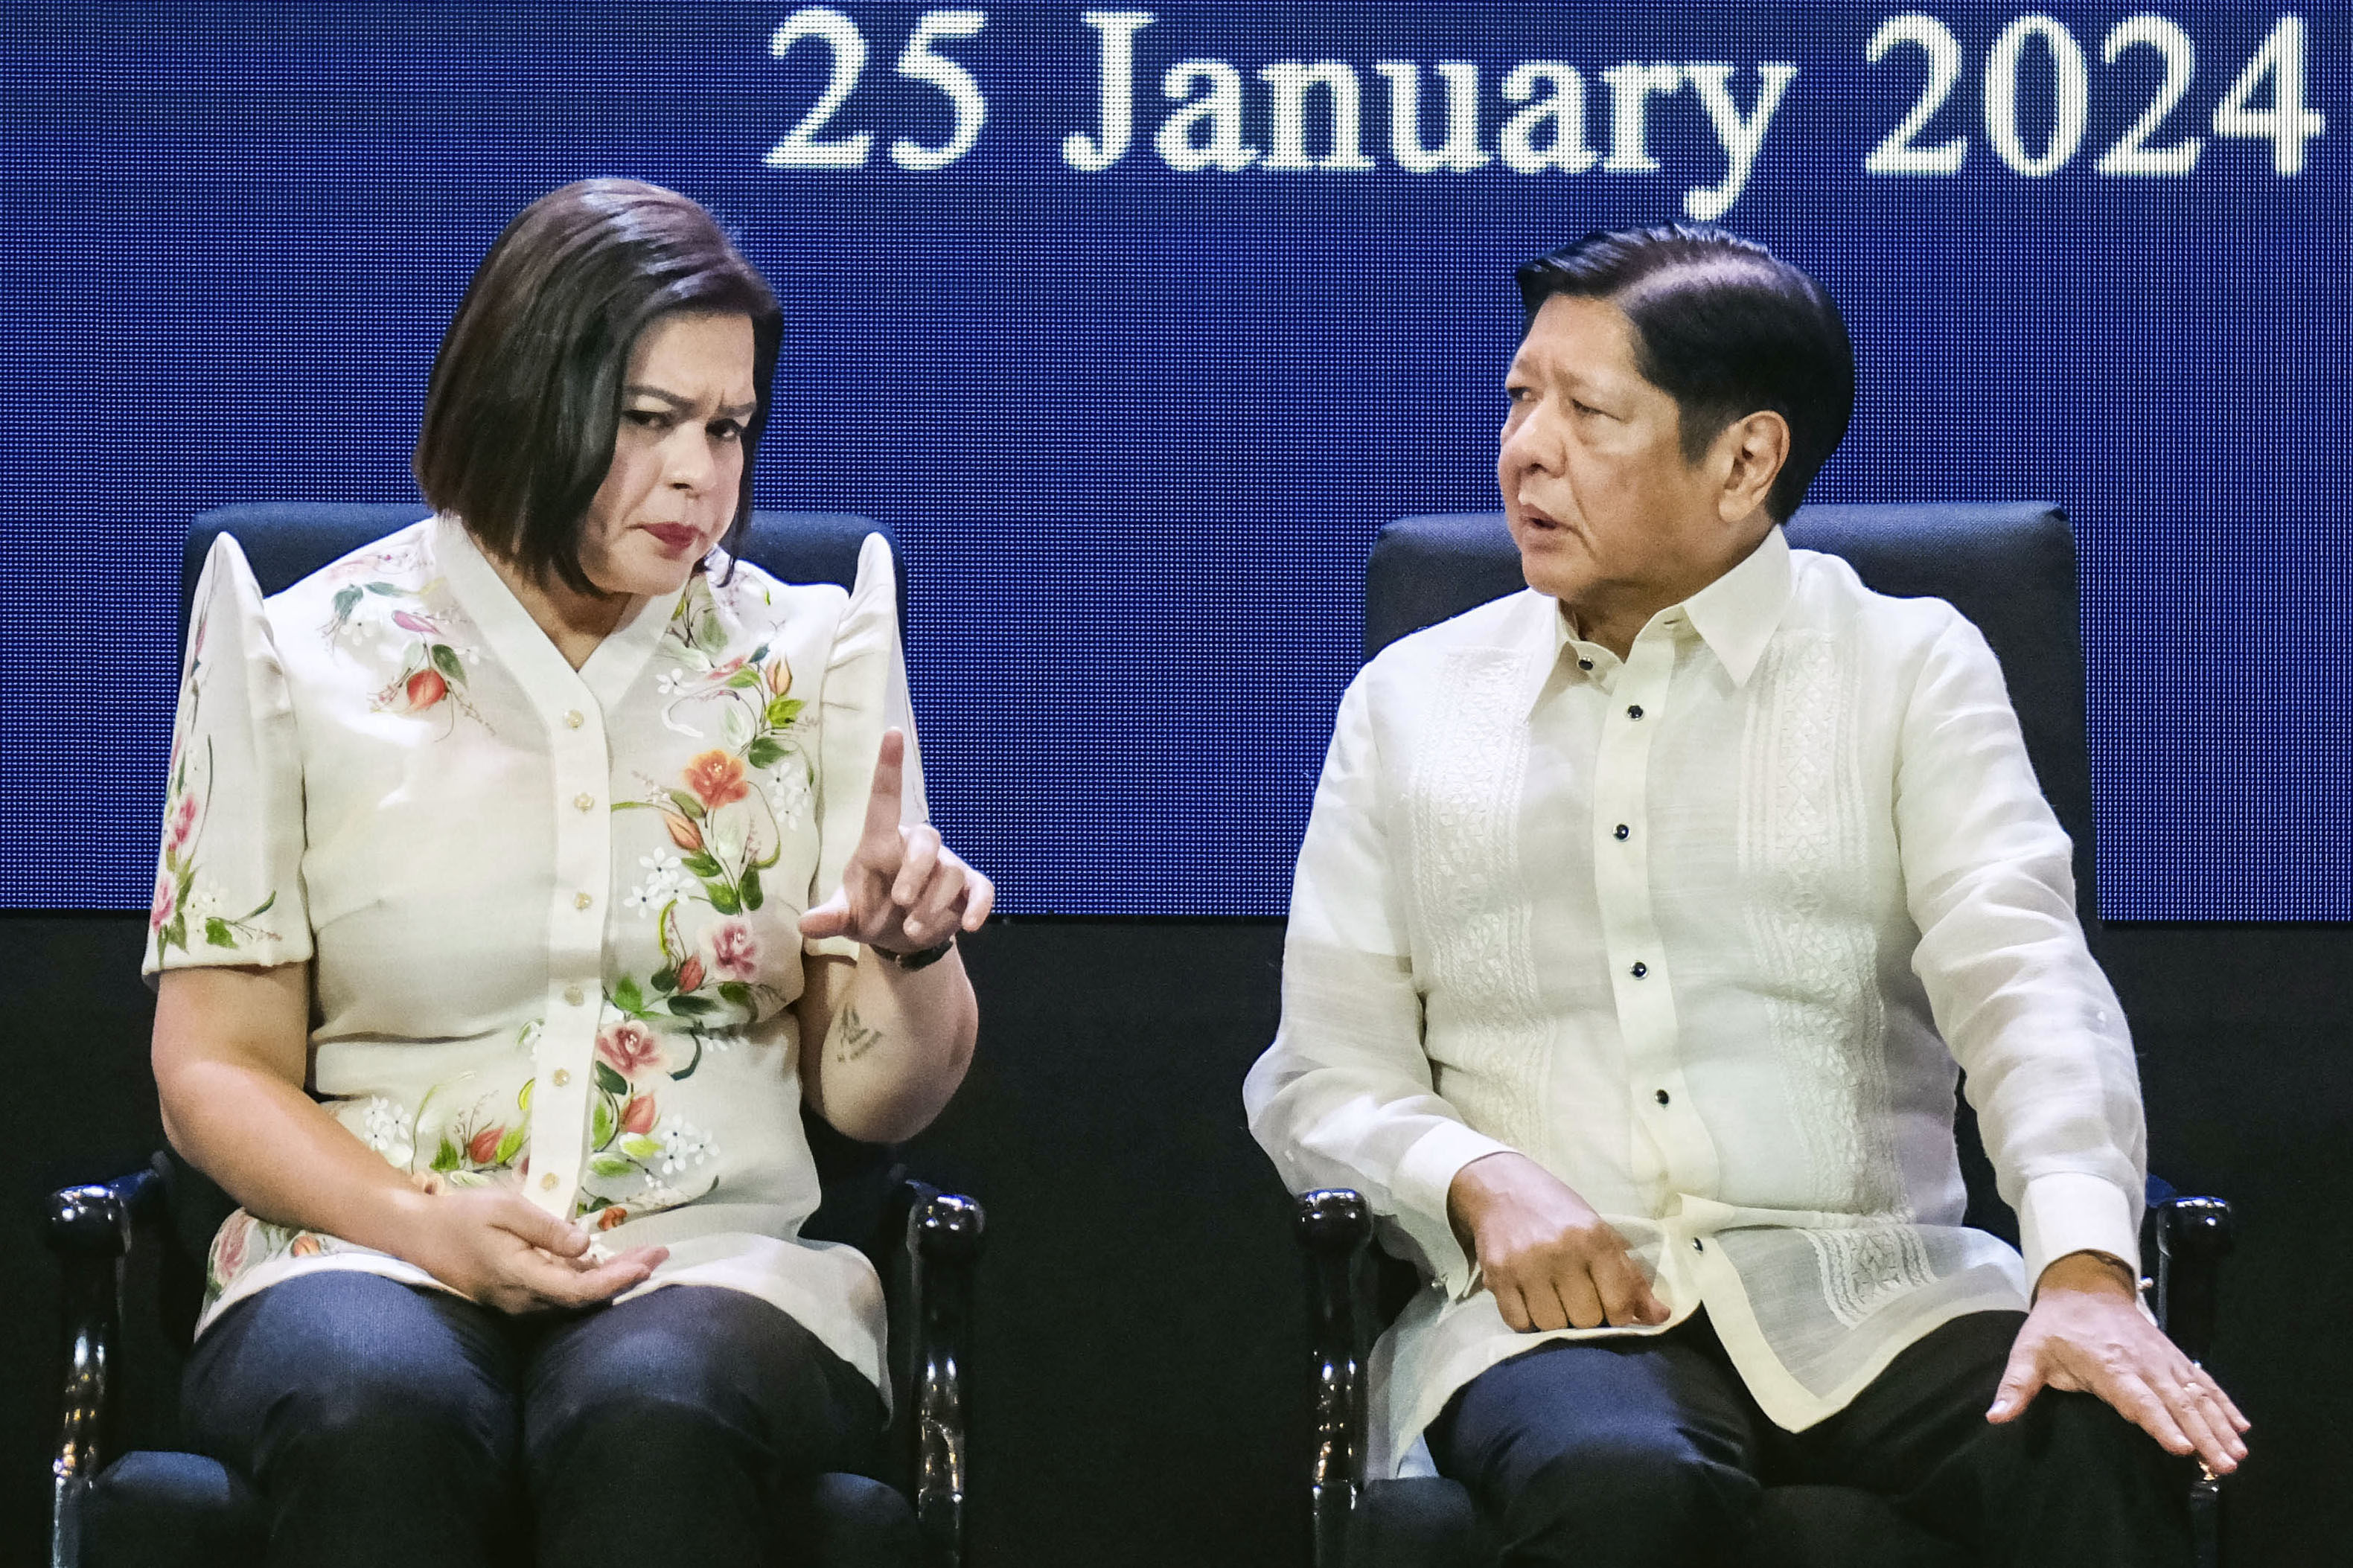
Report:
800,729,994,954
401,1185,668,1314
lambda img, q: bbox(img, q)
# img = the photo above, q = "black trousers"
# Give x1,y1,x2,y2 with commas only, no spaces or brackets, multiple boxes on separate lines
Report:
183,1270,886,1568
1425,1310,2192,1568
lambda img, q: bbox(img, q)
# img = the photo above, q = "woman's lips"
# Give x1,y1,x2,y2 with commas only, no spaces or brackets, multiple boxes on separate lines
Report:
641,523,699,552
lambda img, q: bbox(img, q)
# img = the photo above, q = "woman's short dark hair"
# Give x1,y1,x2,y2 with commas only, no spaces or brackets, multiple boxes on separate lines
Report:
1515,225,1854,525
415,179,782,591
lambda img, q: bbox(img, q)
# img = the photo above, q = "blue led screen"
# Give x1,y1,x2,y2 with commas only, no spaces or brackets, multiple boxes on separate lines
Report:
1,3,2344,917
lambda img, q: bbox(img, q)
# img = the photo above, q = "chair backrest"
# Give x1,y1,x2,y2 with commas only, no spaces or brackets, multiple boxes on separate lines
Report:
165,503,903,1277
1364,504,2098,924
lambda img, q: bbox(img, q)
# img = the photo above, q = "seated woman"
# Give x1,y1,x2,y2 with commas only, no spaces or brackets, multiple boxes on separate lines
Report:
146,178,992,1566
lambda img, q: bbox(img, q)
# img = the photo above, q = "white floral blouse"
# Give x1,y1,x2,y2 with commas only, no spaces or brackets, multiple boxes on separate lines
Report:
144,513,925,1395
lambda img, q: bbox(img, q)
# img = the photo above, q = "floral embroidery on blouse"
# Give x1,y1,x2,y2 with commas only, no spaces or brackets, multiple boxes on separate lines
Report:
151,591,281,960
320,567,490,734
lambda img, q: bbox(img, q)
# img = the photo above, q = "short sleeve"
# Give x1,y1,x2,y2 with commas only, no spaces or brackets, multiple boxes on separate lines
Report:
806,532,928,960
143,534,313,981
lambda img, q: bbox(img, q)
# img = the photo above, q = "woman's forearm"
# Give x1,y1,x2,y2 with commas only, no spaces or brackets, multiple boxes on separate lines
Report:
807,946,977,1143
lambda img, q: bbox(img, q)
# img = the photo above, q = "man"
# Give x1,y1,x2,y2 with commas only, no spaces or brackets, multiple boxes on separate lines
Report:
1244,225,2244,1566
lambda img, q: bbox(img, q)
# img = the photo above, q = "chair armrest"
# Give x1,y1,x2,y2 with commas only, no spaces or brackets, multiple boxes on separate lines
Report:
902,1182,983,1568
2152,1195,2233,1366
1296,1188,1374,1568
46,1168,161,1568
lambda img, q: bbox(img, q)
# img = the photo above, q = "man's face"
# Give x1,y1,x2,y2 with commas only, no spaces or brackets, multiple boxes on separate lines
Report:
1497,294,1740,611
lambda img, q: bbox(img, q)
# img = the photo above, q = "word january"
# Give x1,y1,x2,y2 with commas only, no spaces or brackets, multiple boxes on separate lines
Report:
1059,11,1797,219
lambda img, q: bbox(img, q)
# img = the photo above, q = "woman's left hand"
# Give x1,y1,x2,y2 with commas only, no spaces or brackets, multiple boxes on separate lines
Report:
799,729,994,954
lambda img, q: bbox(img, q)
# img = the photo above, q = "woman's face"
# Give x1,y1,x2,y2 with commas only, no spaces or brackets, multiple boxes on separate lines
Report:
576,310,759,598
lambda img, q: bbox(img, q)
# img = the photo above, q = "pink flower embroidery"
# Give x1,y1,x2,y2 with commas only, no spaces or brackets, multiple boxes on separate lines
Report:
597,1020,663,1078
288,1234,324,1258
622,1095,658,1136
211,1213,252,1279
150,874,176,932
392,609,442,636
597,1206,630,1231
682,750,748,810
710,919,759,981
167,794,199,852
661,810,703,852
467,1124,507,1166
674,956,706,993
766,657,793,697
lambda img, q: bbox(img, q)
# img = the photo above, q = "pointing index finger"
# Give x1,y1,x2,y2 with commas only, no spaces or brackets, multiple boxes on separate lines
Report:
861,729,907,849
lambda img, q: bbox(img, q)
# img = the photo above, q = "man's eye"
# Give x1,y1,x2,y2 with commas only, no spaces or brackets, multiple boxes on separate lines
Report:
1572,400,1603,417
1505,385,1531,403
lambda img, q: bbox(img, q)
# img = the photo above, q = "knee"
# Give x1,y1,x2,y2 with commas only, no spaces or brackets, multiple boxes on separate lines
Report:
278,1350,513,1470
1507,1432,1754,1550
2013,1389,2187,1498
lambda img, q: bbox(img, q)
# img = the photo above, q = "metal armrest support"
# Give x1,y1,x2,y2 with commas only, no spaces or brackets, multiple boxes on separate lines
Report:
904,1183,983,1568
1296,1189,1374,1568
47,1167,160,1568
2153,1195,2235,1568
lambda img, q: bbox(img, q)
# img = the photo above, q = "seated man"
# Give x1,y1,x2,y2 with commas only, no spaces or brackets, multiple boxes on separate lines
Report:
1244,225,2244,1567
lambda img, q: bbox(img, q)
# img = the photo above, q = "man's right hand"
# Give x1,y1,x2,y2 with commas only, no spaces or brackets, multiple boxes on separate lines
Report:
398,1186,668,1314
1448,1151,1670,1332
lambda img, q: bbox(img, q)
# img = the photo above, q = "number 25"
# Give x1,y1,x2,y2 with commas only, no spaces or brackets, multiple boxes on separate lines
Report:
767,7,989,172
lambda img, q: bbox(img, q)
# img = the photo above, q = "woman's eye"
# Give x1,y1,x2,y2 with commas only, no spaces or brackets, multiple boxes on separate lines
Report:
709,420,744,443
625,410,670,430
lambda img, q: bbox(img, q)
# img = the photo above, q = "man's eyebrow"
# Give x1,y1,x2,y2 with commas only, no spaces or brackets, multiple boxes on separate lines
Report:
622,384,760,419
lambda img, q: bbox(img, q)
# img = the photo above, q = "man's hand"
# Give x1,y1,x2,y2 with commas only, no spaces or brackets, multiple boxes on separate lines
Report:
399,1186,668,1315
800,729,994,954
1988,1250,2249,1475
1447,1151,1670,1331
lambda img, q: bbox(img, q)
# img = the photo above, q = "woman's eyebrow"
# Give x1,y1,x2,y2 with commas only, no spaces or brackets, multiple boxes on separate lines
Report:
622,383,759,418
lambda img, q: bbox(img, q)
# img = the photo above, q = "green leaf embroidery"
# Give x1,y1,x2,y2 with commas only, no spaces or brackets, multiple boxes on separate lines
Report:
718,982,752,1011
740,867,764,910
747,642,770,665
724,668,761,689
671,1034,704,1081
651,966,677,994
244,892,276,919
613,976,645,1014
744,737,785,770
431,1138,462,1174
593,1061,629,1096
332,585,363,621
669,790,707,822
667,993,718,1017
764,697,804,728
706,882,741,915
517,1078,534,1110
430,644,465,684
363,581,401,596
203,918,236,948
680,851,723,879
592,1097,617,1148
621,1134,663,1161
494,1125,525,1165
589,1154,636,1179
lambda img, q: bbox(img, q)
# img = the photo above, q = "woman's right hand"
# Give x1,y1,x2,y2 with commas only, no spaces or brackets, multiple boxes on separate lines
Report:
397,1186,668,1314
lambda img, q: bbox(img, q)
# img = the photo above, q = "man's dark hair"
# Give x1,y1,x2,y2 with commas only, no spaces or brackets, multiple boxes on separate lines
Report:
1515,225,1854,525
415,179,782,592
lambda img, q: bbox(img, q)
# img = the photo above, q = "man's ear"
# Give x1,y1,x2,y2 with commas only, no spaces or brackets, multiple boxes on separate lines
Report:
1715,411,1791,524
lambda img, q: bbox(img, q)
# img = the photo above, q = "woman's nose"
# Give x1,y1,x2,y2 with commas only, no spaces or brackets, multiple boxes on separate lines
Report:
665,431,718,491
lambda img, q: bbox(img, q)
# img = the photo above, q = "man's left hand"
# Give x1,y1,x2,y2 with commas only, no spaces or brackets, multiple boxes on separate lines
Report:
1988,1249,2249,1475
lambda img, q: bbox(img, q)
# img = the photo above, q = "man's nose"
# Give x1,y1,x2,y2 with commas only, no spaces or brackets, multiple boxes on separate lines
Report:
1501,403,1565,476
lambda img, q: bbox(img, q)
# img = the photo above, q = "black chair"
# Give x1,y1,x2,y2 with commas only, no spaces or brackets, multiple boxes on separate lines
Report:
1289,505,2235,1568
48,503,983,1568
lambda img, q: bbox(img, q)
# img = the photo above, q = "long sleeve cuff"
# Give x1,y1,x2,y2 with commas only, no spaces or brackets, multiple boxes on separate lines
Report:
1391,1120,1516,1292
2017,1171,2143,1291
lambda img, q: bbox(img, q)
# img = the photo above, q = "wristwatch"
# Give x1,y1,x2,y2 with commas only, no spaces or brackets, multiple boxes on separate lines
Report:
881,935,956,971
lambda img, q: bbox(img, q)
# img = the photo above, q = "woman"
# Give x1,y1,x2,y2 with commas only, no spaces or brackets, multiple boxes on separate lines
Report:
147,179,992,1564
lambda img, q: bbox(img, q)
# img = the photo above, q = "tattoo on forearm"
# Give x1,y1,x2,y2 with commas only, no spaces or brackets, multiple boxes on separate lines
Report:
834,1004,884,1065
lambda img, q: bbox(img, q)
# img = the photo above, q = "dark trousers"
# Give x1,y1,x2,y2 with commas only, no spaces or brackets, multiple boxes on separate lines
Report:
1425,1311,2192,1568
183,1270,886,1568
